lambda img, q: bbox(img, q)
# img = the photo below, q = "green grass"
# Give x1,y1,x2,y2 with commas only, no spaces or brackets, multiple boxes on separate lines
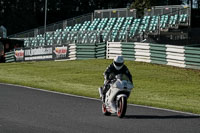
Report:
0,59,200,114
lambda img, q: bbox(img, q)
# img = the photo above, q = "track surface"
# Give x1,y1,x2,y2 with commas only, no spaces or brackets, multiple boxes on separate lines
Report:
0,84,199,133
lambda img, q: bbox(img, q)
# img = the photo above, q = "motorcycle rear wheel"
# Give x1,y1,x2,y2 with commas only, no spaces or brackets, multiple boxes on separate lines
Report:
102,104,111,116
117,96,127,118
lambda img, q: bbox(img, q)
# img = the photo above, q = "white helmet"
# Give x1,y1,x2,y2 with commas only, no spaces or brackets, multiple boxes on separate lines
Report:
113,55,124,70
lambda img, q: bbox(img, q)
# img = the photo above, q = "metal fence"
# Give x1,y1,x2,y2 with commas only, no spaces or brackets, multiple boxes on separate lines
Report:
144,5,190,16
10,8,137,39
142,5,192,46
10,6,194,46
9,13,93,38
94,8,137,19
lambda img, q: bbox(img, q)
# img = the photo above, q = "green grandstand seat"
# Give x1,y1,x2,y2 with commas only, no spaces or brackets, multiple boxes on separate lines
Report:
169,14,178,25
179,14,188,23
183,14,188,22
149,16,159,32
88,18,100,31
79,21,91,31
24,39,29,47
129,18,140,36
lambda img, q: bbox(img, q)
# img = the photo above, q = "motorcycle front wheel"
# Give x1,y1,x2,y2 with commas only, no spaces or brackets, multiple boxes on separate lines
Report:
117,96,127,118
102,104,111,116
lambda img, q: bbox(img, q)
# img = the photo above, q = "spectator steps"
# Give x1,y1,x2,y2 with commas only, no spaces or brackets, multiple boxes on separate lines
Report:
24,14,188,47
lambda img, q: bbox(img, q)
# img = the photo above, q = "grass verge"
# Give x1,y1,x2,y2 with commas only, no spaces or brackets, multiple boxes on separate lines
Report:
0,59,200,114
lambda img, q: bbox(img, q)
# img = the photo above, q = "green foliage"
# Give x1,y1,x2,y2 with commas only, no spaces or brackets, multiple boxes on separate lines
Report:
130,0,184,14
130,0,151,17
0,60,200,114
130,0,151,10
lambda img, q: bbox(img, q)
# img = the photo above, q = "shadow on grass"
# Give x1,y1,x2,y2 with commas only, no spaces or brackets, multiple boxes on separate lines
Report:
124,115,200,119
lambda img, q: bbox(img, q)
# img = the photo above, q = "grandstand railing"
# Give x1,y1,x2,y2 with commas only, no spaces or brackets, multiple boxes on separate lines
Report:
22,13,190,48
144,5,190,16
9,13,93,38
94,8,137,19
9,8,137,39
142,5,191,45
10,6,193,47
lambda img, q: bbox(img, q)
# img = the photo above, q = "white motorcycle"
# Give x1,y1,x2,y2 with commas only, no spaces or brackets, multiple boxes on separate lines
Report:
98,74,134,118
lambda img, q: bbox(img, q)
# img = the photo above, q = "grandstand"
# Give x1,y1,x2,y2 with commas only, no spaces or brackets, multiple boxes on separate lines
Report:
21,5,190,48
5,5,200,70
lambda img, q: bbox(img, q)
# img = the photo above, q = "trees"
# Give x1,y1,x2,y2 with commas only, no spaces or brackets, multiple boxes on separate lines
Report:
130,0,151,17
0,0,39,35
130,0,183,17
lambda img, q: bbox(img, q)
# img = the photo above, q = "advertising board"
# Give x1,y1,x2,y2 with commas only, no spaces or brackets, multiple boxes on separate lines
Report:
6,45,69,62
53,45,68,60
15,49,24,62
24,46,53,61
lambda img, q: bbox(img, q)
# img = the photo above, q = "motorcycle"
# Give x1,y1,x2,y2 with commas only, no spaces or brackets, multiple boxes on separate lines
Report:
98,74,134,118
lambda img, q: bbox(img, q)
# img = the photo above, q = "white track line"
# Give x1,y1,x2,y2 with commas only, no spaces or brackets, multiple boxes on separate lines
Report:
1,83,200,116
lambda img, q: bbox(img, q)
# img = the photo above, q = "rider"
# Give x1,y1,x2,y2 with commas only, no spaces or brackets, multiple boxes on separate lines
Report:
101,55,132,102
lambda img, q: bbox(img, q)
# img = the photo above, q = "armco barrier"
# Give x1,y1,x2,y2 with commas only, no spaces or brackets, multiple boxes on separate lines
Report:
96,43,106,59
107,42,122,59
106,42,200,69
76,44,96,59
165,45,185,68
184,46,200,69
134,42,151,63
69,43,77,60
149,43,167,65
5,51,15,63
69,42,106,60
121,42,135,61
4,42,200,70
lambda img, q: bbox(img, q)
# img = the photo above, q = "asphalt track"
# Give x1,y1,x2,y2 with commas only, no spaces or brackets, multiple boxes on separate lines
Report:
0,83,200,133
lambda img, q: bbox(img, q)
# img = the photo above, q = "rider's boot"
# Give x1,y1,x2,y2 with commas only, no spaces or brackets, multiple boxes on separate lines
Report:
102,94,105,103
98,87,104,102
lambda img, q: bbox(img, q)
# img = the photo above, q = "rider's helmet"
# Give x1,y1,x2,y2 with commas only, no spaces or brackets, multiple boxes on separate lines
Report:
113,55,124,70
